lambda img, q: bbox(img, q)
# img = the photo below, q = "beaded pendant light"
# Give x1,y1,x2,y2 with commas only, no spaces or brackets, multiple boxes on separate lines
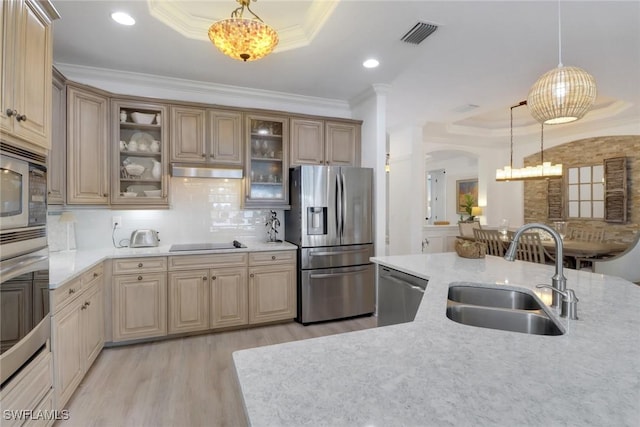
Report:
208,0,278,62
527,1,596,124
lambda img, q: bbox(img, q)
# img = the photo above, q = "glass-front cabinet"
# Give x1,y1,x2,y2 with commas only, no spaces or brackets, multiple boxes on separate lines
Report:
245,114,289,208
112,100,168,206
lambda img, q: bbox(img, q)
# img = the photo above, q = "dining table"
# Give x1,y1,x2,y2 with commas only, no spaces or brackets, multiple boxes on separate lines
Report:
540,239,628,259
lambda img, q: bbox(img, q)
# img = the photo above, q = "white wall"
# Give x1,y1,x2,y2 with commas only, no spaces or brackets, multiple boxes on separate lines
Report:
388,126,424,255
352,85,389,257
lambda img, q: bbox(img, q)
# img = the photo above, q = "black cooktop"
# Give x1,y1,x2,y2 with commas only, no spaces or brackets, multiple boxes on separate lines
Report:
169,240,245,252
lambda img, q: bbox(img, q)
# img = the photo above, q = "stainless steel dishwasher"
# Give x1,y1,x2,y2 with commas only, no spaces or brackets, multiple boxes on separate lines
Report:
377,266,428,326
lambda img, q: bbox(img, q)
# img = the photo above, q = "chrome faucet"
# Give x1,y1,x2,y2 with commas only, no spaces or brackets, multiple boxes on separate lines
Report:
504,223,567,311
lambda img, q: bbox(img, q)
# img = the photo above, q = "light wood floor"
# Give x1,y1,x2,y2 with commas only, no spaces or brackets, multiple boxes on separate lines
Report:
57,316,377,427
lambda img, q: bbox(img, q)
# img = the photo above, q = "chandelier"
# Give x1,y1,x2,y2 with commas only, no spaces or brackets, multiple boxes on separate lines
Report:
496,101,563,182
208,0,278,62
527,1,596,124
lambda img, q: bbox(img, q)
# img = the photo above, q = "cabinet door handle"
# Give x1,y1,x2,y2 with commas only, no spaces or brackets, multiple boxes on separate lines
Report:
271,255,276,260
250,273,254,278
81,304,87,310
201,154,206,158
93,272,99,278
138,263,143,268
202,276,208,281
211,276,216,280
138,275,143,281
68,288,76,294
84,301,91,307
209,154,215,158
6,109,17,117
16,114,27,122
103,193,108,197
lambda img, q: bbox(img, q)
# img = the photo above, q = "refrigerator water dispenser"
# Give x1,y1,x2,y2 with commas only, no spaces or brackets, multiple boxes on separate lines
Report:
307,207,327,235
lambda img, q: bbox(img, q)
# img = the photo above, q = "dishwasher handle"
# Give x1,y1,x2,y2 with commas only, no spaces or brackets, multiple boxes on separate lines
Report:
384,274,426,293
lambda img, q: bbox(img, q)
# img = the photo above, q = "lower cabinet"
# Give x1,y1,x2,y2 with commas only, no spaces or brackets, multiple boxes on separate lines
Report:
209,266,248,328
248,251,296,324
112,272,167,342
168,270,210,334
51,263,104,409
168,253,248,331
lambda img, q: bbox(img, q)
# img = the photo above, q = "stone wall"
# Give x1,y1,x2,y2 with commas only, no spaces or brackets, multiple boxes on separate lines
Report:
524,135,639,243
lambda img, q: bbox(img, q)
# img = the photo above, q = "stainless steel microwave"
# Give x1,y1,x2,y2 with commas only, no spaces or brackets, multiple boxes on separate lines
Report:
0,144,47,260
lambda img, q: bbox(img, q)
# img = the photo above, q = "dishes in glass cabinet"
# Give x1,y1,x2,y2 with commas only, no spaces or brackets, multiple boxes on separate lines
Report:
128,132,154,152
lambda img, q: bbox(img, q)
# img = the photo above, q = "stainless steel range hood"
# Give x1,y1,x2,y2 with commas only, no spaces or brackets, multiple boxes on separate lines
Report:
170,163,243,179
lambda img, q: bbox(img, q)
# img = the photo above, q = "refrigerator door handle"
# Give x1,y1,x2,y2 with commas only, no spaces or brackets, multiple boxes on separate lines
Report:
309,266,371,279
335,172,342,238
309,249,369,257
339,171,345,238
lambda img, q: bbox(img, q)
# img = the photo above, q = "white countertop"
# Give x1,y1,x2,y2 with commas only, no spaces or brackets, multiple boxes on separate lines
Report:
49,240,297,288
232,253,640,426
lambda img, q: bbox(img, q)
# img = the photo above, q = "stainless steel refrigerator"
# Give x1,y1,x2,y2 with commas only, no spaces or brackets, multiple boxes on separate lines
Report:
285,165,375,324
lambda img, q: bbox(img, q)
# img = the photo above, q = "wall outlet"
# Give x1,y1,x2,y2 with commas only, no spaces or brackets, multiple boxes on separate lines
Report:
112,216,122,229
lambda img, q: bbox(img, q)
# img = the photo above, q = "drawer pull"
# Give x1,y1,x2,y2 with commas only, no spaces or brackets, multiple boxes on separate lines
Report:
272,255,276,260
138,263,143,268
68,288,76,294
138,275,143,281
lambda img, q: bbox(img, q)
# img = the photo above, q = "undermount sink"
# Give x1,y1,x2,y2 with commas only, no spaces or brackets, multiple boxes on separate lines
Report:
448,285,542,310
446,283,564,336
446,304,563,336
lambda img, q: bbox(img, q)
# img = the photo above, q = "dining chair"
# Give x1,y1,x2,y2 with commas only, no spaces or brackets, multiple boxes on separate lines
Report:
592,233,640,283
459,221,481,239
506,231,546,264
473,228,504,257
569,227,606,269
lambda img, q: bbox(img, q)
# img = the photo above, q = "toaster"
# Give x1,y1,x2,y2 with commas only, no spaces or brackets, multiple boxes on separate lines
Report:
129,229,160,248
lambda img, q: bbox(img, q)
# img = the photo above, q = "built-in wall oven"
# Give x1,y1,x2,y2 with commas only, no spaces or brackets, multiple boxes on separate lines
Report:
0,142,49,387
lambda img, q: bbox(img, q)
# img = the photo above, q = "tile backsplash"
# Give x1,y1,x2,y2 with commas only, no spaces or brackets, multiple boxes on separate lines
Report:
48,178,285,251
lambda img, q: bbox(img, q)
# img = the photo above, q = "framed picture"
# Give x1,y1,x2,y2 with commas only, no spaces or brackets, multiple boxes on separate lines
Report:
456,179,478,214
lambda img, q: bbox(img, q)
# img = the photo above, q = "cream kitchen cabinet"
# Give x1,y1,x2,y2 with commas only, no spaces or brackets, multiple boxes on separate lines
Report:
0,0,58,153
289,118,361,167
51,263,104,409
170,105,243,166
112,257,167,342
209,266,248,328
248,250,296,324
66,83,110,205
245,114,289,208
112,99,168,206
47,67,66,205
168,253,248,331
167,270,210,334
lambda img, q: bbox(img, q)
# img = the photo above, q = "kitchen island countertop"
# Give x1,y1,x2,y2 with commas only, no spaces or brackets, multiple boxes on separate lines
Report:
49,240,297,289
233,252,640,426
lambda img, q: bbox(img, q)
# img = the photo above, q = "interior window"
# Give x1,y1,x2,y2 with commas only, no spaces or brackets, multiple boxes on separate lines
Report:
567,164,604,219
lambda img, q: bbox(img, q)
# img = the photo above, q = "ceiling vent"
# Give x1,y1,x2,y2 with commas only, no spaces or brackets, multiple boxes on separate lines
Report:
401,22,438,45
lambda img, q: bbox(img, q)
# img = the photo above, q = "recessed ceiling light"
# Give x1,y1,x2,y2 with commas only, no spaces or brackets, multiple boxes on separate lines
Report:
111,12,135,26
362,59,379,69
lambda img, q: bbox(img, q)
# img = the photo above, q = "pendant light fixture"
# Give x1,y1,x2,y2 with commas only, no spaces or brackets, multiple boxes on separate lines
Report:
527,0,596,124
208,0,278,62
496,101,563,181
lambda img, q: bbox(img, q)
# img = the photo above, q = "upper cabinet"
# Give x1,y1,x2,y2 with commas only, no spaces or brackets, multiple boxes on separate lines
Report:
290,118,361,167
170,105,243,166
112,99,168,206
66,83,110,205
48,67,66,205
245,114,289,208
0,0,58,152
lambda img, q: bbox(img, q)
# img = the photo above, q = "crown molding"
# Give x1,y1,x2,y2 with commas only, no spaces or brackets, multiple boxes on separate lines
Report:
54,63,352,118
